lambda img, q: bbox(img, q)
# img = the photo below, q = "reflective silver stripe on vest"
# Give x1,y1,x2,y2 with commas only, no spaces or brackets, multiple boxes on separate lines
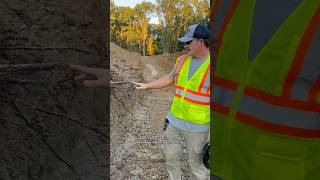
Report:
212,0,234,41
174,55,188,76
213,86,235,108
237,95,320,129
200,67,210,94
175,89,210,103
212,0,235,66
292,26,320,101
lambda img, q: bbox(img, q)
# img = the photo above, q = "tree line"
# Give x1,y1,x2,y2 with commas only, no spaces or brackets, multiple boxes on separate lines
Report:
110,0,210,56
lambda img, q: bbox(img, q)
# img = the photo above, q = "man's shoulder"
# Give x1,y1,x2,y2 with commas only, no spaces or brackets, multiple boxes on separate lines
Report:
177,54,186,60
176,54,193,61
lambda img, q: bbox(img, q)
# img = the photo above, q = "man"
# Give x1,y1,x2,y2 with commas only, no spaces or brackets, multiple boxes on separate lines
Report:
211,1,320,179
133,24,211,180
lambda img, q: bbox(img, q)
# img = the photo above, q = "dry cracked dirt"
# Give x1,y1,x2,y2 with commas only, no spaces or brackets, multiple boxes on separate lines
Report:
110,43,193,180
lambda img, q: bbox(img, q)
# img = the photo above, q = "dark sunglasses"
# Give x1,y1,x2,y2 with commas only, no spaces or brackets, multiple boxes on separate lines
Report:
185,40,194,45
186,39,203,45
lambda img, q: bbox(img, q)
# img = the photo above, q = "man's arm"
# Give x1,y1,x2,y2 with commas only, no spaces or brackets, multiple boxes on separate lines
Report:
133,74,174,90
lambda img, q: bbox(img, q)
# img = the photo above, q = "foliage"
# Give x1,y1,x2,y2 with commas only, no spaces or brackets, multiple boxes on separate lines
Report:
110,0,210,55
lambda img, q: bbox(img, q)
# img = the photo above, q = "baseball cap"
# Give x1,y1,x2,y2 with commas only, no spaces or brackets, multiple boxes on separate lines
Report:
178,24,210,43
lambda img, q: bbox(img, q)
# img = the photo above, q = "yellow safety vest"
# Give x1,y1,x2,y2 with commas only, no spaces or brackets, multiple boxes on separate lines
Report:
212,0,320,179
170,55,210,124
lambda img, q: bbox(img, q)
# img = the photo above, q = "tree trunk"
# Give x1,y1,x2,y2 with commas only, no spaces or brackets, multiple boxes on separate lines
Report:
175,32,180,52
142,38,146,56
162,27,165,54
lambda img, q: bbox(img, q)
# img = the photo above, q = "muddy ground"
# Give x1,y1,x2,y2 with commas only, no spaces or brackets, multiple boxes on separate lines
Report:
110,43,193,179
0,1,108,179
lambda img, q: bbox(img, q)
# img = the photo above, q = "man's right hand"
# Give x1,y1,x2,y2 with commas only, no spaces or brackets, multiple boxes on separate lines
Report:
132,82,149,90
132,74,174,90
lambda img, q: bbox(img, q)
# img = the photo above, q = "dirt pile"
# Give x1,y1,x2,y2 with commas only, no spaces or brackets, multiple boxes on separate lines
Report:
142,52,181,77
110,42,145,179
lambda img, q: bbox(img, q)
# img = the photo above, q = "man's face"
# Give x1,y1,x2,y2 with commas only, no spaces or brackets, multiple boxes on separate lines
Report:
184,39,202,56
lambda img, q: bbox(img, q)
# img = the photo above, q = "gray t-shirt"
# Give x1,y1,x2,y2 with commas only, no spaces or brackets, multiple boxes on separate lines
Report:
167,56,210,133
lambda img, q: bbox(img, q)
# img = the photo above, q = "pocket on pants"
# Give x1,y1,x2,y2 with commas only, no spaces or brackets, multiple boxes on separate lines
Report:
252,135,308,180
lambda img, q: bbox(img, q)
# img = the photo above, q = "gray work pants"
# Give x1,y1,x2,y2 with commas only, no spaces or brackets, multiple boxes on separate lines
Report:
163,123,209,180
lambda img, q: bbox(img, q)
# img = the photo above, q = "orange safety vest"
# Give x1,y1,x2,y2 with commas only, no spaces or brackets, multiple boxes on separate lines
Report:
211,0,320,179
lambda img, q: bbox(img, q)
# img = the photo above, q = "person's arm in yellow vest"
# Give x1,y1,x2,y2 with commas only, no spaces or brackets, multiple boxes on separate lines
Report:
132,74,174,90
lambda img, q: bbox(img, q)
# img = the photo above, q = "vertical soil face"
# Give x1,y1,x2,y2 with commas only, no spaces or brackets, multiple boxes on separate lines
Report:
110,43,145,179
0,0,107,65
0,1,108,179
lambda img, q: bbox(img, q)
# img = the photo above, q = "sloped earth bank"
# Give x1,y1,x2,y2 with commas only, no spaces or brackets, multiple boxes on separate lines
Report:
0,1,108,179
110,43,193,179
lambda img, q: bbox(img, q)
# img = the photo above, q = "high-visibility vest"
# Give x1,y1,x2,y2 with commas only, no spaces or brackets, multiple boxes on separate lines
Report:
170,55,210,124
211,0,320,179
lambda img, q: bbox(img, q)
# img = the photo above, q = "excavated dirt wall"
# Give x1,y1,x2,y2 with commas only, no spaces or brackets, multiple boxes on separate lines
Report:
110,43,145,179
0,1,108,179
